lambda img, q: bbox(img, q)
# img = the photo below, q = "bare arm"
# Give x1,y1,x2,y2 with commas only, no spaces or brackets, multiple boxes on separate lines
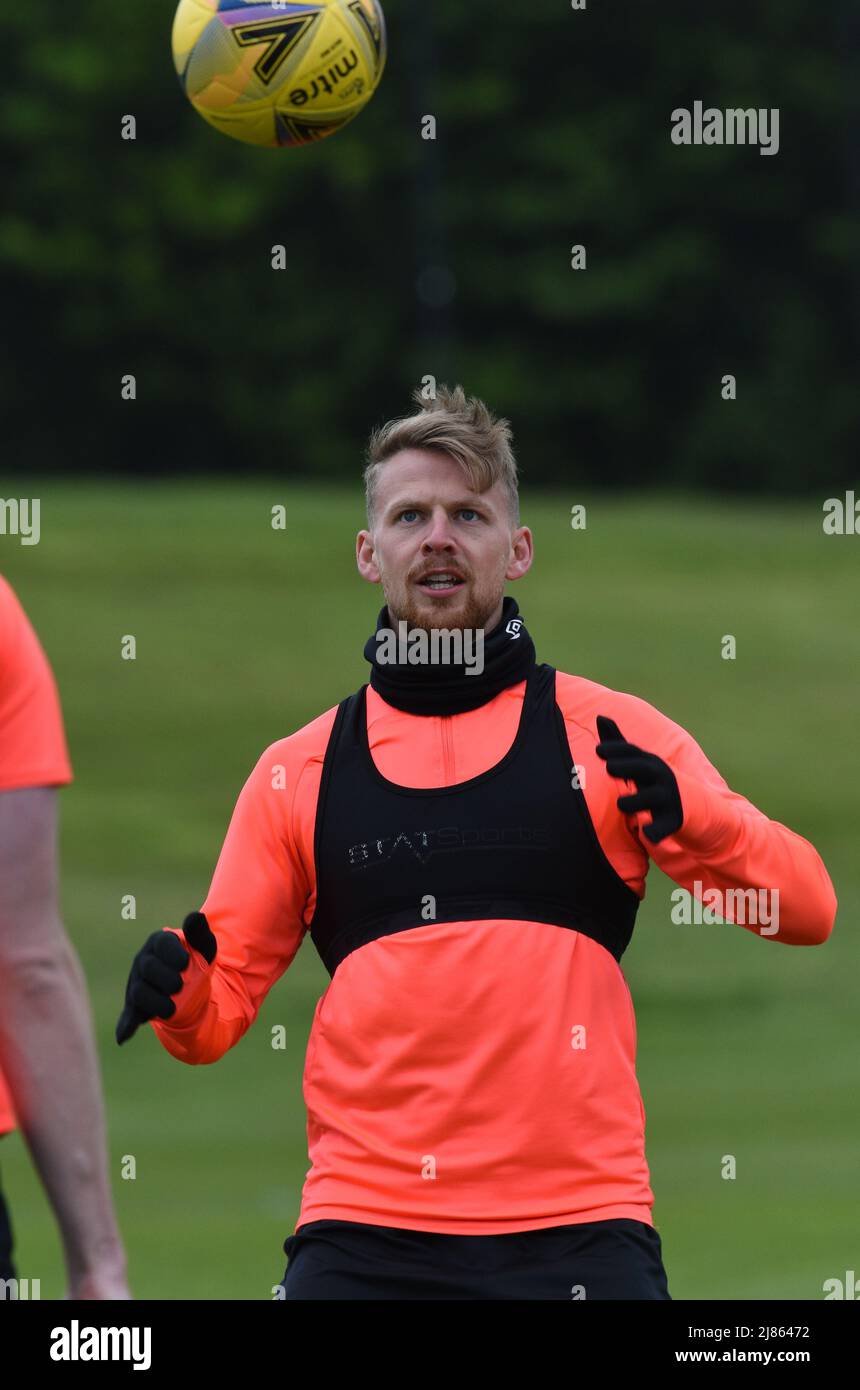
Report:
0,787,129,1298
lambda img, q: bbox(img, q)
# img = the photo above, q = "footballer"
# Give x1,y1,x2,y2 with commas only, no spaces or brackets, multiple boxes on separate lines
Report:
117,385,837,1300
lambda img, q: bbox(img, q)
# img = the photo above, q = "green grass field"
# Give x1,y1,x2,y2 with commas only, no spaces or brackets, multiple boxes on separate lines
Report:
1,481,856,1300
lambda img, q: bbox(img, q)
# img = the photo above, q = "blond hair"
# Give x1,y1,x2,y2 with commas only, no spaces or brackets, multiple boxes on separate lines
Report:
364,384,519,527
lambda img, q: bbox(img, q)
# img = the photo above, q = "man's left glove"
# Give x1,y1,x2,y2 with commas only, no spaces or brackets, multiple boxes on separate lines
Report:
595,715,683,845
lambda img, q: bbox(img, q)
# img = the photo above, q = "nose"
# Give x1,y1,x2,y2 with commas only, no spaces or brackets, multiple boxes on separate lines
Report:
421,507,456,552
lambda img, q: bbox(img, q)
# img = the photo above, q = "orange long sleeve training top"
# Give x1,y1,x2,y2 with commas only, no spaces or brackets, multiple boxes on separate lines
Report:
150,667,836,1235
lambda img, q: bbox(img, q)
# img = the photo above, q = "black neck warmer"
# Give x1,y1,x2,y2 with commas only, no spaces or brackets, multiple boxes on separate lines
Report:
363,596,537,715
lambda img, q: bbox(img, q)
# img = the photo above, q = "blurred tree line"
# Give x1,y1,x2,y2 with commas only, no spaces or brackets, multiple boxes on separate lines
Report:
2,0,857,490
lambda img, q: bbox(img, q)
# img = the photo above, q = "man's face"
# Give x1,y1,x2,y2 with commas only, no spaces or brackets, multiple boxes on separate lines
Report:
356,449,533,633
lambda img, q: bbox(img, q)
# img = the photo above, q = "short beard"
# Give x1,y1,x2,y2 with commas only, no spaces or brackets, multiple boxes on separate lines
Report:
384,584,501,636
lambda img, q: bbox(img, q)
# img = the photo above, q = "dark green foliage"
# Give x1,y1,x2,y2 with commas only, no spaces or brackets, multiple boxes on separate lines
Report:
2,0,856,488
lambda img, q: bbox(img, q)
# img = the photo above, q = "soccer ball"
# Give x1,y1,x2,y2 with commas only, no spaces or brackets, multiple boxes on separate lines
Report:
171,0,387,148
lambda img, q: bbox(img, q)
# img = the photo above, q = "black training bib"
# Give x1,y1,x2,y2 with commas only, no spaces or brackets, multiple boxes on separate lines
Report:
309,664,639,977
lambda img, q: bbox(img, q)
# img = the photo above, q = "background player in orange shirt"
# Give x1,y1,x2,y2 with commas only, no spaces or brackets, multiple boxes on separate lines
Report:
0,575,129,1299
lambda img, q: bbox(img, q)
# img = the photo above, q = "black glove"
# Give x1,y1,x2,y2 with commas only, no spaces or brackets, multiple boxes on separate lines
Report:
115,911,217,1045
595,715,684,845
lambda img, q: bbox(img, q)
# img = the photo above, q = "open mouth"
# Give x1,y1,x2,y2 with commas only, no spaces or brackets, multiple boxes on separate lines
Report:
416,573,466,595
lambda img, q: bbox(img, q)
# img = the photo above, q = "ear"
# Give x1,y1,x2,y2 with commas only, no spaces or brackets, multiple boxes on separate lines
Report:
505,526,534,582
356,529,381,584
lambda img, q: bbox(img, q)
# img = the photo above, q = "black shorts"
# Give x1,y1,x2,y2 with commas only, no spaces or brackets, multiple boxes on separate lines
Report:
279,1217,671,1300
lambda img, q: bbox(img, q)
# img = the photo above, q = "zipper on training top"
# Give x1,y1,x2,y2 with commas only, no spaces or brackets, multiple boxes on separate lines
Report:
440,715,455,783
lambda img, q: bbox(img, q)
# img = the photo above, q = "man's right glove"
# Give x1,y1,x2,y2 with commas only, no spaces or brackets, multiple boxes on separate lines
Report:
115,911,217,1046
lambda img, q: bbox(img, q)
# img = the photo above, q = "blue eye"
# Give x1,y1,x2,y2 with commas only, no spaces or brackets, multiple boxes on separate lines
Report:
399,510,419,523
459,509,478,521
